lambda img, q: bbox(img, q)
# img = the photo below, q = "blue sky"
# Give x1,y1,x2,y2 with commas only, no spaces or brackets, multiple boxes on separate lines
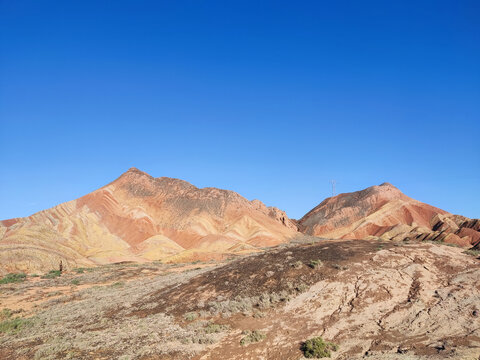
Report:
1,0,479,220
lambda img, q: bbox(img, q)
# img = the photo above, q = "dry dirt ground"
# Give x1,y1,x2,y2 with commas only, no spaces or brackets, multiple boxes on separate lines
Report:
1,239,479,360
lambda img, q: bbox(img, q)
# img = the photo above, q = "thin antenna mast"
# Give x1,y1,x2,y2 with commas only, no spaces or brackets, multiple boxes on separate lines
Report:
330,179,337,196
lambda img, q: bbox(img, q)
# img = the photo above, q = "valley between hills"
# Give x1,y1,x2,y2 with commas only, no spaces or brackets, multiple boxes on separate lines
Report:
0,168,479,359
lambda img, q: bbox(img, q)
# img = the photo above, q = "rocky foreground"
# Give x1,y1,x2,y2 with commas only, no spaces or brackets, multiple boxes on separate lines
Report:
1,239,479,359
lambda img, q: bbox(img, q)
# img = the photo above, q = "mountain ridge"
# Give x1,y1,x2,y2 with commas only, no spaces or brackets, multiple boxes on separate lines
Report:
0,168,297,273
1,168,478,274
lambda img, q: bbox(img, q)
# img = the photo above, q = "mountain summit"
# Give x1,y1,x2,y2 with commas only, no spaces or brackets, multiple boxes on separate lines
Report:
0,168,296,272
299,183,479,247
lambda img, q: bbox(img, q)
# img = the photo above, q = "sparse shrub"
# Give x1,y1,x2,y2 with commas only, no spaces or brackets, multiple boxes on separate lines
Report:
302,336,339,358
0,273,27,284
1,308,13,320
42,270,61,279
187,334,215,344
240,330,266,346
204,323,228,334
184,312,198,321
30,274,40,277
463,249,480,257
73,268,85,274
71,279,80,286
0,316,31,334
332,264,342,270
292,261,303,269
295,282,309,292
308,260,322,269
110,281,124,287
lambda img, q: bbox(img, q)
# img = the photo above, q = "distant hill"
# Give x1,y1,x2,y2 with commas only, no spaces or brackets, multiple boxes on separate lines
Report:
299,182,480,248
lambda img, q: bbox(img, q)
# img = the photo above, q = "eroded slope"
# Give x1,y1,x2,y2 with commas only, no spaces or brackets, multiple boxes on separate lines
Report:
299,183,480,248
0,168,296,273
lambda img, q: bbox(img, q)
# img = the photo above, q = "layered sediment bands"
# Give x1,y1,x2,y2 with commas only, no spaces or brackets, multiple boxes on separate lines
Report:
0,168,297,273
299,183,480,248
2,171,478,274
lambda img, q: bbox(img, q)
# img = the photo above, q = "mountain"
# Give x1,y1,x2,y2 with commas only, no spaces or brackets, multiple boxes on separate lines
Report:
2,173,478,274
0,168,297,273
299,182,480,248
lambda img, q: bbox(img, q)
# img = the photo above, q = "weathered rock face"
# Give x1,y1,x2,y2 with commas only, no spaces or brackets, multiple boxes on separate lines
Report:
298,183,480,248
0,168,297,273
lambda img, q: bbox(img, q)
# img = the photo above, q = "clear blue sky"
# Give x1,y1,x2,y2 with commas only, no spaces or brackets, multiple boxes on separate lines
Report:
1,0,479,220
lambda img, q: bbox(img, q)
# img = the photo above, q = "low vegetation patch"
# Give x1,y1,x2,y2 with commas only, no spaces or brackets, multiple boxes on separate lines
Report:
240,330,266,346
302,336,339,358
308,260,323,269
184,312,198,321
207,290,298,317
0,310,31,334
292,261,303,269
73,267,85,273
444,243,461,248
463,249,480,257
42,270,62,279
204,322,228,334
0,272,27,284
1,308,13,321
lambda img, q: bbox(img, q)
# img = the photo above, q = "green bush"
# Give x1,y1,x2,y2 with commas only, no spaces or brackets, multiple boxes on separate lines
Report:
240,330,266,346
73,268,85,274
0,273,27,284
42,270,61,279
71,279,80,286
302,336,338,358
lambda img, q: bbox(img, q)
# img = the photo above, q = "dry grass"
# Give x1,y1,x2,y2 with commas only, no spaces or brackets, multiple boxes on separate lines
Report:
240,330,266,346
